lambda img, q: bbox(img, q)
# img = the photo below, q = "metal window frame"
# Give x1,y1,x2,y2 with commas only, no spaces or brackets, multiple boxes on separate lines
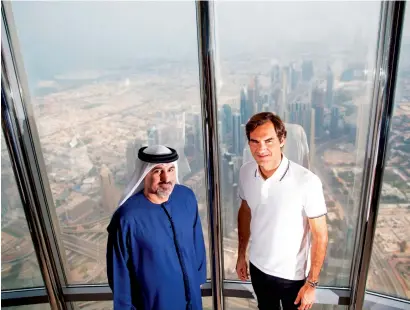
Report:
1,0,410,309
1,288,49,307
196,1,224,310
349,1,406,309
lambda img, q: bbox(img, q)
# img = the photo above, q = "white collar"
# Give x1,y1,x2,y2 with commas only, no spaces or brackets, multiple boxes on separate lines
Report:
255,155,290,182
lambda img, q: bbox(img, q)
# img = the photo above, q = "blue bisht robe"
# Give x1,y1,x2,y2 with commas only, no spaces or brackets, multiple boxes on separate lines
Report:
106,184,207,310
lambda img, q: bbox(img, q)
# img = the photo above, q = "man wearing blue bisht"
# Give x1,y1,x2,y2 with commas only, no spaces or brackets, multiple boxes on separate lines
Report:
107,145,206,310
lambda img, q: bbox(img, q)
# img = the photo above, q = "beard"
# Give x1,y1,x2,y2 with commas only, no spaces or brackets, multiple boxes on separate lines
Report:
156,182,174,197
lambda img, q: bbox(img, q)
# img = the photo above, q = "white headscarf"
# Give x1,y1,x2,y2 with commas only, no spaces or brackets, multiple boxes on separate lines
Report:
118,145,180,206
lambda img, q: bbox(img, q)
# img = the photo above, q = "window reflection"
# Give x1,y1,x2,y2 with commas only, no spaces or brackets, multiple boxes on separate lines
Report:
366,5,410,300
1,133,44,290
9,0,209,284
214,1,381,286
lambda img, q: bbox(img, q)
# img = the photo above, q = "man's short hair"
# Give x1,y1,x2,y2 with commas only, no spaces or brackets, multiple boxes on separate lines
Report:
245,112,287,142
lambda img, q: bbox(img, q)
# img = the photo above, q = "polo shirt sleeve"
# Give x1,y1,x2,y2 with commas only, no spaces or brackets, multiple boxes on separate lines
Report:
304,175,327,218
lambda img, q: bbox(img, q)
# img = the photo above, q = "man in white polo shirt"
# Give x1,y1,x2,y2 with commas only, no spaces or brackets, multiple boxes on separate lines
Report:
236,112,328,310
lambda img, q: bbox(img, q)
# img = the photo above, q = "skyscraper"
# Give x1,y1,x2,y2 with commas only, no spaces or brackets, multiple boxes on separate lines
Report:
184,122,196,158
222,104,233,145
314,105,325,139
271,63,280,85
312,87,326,138
289,62,300,92
254,75,260,103
331,106,340,138
268,92,277,113
326,66,334,109
311,87,325,106
278,67,289,119
193,112,203,152
282,66,290,94
309,108,316,167
247,83,256,119
302,60,314,82
232,113,241,156
240,87,248,125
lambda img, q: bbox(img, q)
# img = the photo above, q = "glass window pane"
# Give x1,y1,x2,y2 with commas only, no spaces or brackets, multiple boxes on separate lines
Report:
215,1,381,286
1,132,45,289
365,5,410,300
9,0,209,285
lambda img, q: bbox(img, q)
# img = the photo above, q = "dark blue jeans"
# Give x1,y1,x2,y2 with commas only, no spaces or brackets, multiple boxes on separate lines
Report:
250,262,305,310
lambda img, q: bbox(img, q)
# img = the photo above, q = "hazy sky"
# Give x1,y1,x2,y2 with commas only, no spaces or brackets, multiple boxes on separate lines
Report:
8,1,408,83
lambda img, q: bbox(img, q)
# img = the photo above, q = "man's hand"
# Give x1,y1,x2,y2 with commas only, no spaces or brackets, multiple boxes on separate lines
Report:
294,283,315,310
236,256,249,281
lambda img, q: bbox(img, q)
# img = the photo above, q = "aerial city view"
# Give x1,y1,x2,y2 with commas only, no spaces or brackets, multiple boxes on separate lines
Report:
1,2,409,309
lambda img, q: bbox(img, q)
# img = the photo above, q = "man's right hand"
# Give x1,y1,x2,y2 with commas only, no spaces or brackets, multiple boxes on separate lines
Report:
236,256,249,281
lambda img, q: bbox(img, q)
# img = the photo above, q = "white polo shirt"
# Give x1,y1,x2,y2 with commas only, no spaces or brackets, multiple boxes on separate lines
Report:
238,155,327,280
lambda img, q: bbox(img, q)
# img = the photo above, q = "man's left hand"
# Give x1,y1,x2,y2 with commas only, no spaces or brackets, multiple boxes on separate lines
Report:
294,283,316,310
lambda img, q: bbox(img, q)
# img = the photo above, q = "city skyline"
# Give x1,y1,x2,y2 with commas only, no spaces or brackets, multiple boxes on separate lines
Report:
9,1,389,94
3,52,409,295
